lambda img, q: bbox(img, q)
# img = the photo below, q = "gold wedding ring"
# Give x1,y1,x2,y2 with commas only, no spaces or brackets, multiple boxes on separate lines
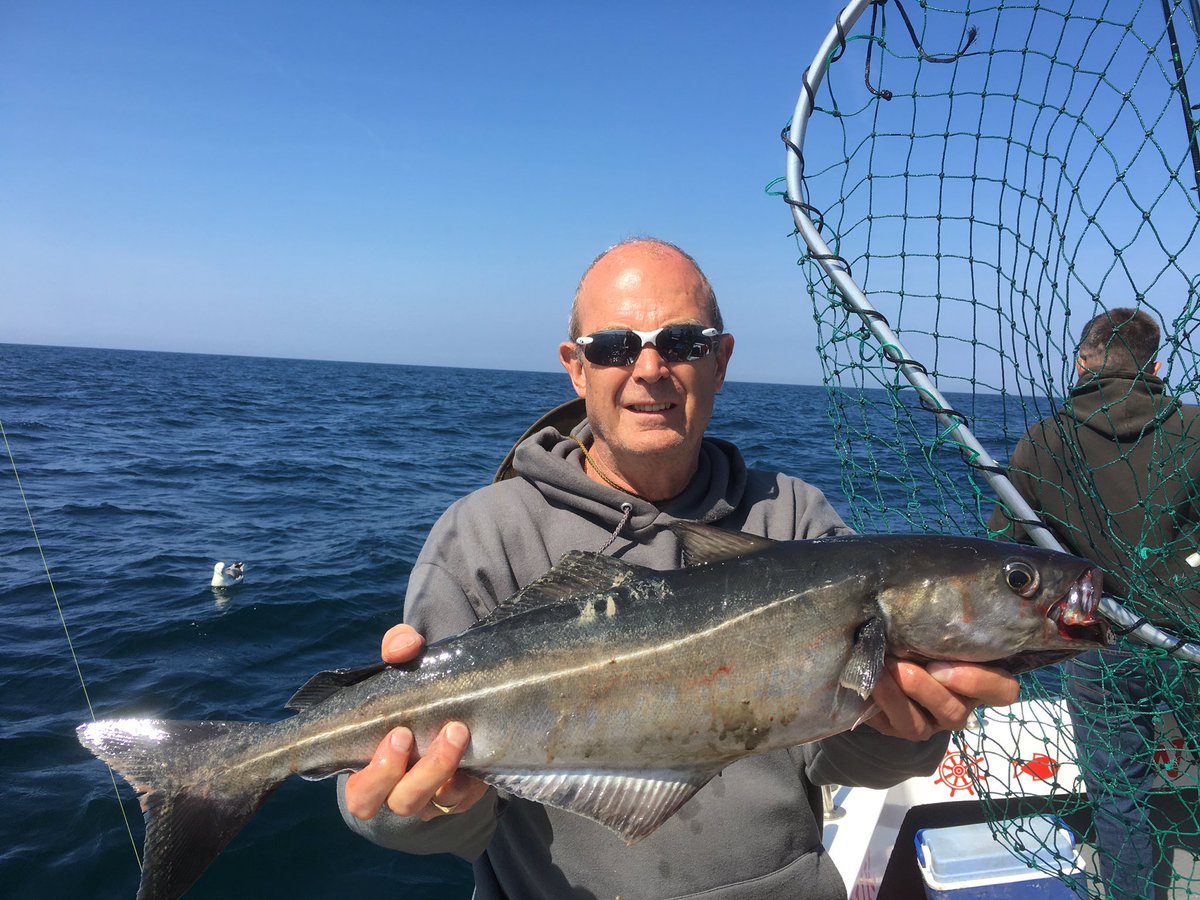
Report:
430,797,459,815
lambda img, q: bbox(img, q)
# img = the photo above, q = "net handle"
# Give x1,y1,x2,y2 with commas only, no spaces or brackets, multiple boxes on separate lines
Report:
784,0,1200,663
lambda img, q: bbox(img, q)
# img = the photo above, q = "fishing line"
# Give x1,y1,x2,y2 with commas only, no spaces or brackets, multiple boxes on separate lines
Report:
0,415,143,870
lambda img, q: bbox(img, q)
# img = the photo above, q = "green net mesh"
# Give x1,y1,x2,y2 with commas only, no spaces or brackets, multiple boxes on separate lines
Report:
784,1,1200,896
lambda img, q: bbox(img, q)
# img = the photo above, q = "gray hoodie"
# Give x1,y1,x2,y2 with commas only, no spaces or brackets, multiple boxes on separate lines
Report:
339,423,949,899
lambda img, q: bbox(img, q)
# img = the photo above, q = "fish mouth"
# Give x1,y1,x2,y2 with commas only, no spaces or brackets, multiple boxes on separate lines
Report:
1047,567,1109,643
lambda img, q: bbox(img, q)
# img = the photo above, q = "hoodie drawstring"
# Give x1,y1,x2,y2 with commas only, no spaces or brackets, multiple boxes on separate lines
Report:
598,502,634,556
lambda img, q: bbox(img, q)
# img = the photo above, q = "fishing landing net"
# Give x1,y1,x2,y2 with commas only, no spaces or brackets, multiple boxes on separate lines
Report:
781,0,1200,896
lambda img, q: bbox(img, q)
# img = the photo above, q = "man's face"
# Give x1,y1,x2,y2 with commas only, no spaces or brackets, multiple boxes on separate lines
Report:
558,245,733,479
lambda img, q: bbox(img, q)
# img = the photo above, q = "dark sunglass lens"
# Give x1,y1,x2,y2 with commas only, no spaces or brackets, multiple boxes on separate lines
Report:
656,325,712,362
583,331,639,366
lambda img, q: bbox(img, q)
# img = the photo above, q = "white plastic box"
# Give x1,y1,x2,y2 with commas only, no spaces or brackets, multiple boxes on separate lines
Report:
915,815,1086,899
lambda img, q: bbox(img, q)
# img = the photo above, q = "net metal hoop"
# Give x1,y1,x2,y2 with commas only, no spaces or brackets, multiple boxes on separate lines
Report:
784,0,1200,664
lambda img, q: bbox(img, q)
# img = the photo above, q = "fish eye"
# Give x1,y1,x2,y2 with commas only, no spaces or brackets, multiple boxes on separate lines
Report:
1003,560,1040,597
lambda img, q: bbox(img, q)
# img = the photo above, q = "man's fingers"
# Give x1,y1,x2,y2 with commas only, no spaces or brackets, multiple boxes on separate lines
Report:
381,624,424,663
870,660,1020,742
427,771,491,819
343,722,483,822
869,662,940,741
344,728,415,820
386,722,471,819
892,661,975,732
928,661,1020,708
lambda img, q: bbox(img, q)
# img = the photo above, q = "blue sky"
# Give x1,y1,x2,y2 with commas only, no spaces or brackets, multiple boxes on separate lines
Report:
5,2,1197,391
2,1,850,385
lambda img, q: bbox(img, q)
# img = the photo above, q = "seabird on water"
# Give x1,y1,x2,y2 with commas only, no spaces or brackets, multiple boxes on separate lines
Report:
211,561,245,588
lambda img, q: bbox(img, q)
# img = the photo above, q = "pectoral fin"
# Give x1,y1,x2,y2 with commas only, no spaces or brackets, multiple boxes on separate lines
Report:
839,617,886,699
474,767,717,844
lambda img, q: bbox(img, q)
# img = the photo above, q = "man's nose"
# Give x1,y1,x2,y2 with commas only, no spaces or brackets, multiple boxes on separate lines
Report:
631,344,668,381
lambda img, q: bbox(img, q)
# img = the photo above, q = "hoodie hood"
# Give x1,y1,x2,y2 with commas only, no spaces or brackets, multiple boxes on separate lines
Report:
511,421,749,536
1065,372,1181,440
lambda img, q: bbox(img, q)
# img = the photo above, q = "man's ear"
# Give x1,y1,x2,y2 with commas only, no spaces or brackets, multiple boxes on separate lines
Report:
559,342,587,399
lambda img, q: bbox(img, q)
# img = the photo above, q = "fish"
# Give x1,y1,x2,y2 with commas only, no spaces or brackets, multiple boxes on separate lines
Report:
78,524,1109,899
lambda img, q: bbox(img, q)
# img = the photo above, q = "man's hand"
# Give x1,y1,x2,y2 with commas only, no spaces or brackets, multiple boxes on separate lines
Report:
343,624,490,822
866,659,1020,742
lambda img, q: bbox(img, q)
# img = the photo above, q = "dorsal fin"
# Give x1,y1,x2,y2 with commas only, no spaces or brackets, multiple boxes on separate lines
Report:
285,663,389,711
670,521,777,566
470,552,648,630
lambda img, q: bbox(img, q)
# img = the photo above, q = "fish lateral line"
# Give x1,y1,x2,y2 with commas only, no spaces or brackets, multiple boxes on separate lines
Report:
261,588,811,768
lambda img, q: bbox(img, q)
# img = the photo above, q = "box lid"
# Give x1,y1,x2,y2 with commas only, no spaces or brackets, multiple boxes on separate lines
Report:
915,815,1080,889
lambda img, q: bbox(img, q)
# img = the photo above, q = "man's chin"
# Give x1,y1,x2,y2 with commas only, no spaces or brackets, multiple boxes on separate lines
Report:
617,432,693,458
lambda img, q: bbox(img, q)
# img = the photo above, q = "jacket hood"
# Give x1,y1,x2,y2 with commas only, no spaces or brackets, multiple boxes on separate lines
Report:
511,421,749,535
1065,373,1181,440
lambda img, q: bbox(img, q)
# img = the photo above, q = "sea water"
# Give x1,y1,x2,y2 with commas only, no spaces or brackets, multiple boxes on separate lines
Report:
0,343,1009,899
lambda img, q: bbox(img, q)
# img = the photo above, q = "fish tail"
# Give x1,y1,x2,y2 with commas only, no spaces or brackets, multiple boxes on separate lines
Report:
78,718,281,900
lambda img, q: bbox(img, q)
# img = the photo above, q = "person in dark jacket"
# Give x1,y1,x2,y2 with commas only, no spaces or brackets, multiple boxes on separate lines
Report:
989,306,1200,899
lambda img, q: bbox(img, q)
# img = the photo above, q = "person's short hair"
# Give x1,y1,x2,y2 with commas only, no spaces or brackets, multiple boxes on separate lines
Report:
567,237,724,340
1077,307,1160,374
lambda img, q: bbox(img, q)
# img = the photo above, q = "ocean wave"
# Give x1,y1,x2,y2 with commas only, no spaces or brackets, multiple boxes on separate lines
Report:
56,501,185,520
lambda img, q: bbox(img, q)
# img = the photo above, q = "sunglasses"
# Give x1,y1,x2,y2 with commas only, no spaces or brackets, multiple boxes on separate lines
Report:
575,324,721,367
